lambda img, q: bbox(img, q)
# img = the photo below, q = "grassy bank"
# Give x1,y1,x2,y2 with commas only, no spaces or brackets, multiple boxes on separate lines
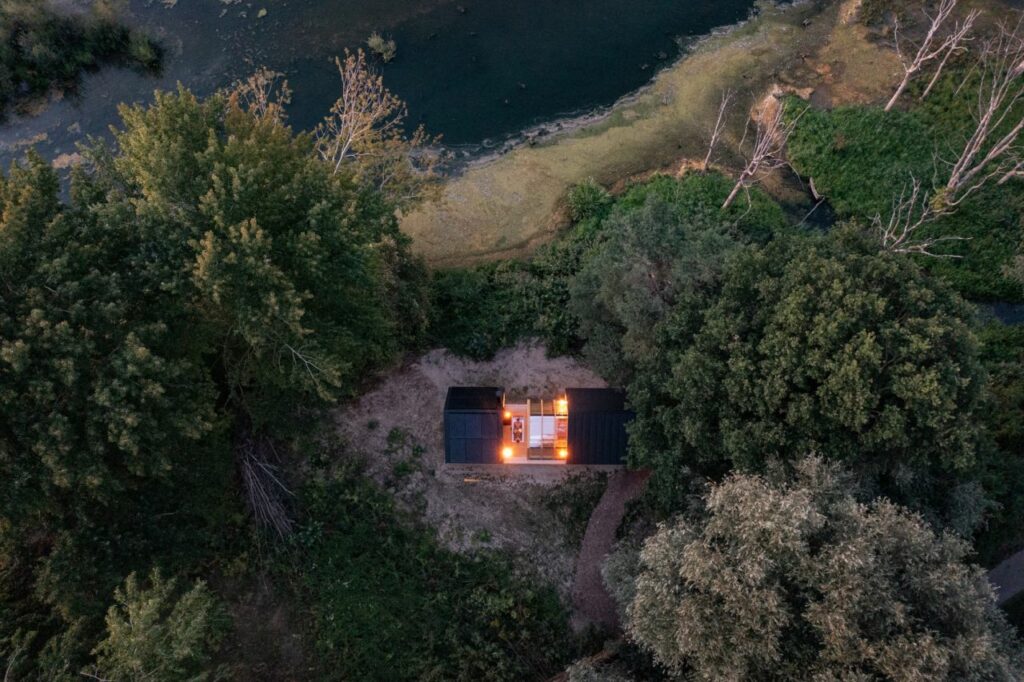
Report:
401,0,898,267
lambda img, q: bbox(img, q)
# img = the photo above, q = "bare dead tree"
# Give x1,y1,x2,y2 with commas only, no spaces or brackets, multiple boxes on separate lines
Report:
314,50,407,174
702,89,734,173
886,0,977,112
314,49,444,208
943,15,1024,205
874,176,966,257
722,97,804,210
920,9,980,101
238,433,294,538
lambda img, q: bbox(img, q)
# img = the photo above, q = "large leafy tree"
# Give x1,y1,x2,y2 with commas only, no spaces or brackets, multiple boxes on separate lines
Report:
0,85,427,673
628,458,1023,681
569,173,785,384
629,232,987,524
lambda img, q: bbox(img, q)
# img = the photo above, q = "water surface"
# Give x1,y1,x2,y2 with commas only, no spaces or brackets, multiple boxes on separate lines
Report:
0,0,755,164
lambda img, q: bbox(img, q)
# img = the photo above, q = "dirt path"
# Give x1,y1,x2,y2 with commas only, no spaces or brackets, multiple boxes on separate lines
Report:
989,549,1024,606
571,469,651,632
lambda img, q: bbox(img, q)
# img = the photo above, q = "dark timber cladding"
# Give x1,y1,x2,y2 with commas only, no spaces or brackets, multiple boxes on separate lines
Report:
444,387,503,464
566,388,631,465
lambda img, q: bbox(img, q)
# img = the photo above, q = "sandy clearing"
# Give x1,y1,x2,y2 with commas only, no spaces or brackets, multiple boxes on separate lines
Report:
331,342,612,595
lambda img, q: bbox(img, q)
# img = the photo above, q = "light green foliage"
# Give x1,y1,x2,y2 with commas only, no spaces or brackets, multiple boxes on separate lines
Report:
0,0,161,115
285,469,573,681
91,570,227,681
570,173,785,383
628,458,1024,680
366,31,397,62
786,95,1024,302
629,233,986,522
566,177,613,222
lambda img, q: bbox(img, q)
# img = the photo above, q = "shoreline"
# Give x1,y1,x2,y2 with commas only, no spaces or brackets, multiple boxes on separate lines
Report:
401,0,898,267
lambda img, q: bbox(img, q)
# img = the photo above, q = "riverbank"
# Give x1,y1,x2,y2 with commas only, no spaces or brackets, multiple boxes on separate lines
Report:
402,0,899,267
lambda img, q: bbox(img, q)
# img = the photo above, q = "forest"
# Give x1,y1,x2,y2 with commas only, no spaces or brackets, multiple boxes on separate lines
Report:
2,0,1024,680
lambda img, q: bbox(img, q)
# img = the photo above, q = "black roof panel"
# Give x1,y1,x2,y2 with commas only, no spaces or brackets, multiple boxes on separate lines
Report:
565,388,627,413
444,386,503,412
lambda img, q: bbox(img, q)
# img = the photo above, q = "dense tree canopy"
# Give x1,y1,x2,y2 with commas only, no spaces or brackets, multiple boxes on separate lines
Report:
628,458,1023,681
0,84,428,674
628,232,988,524
569,173,785,383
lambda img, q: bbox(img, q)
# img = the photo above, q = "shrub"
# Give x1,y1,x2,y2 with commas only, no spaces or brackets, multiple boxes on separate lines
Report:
566,177,612,222
285,472,574,681
366,32,397,62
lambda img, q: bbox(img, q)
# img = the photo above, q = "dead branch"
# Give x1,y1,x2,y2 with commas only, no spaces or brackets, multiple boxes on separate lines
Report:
886,0,975,111
231,67,293,121
237,433,294,538
314,49,444,208
722,97,804,210
944,14,1024,204
920,10,980,101
314,50,407,175
875,176,966,257
702,89,734,173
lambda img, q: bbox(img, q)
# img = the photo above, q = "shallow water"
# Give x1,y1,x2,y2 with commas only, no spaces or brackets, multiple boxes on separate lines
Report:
0,0,754,165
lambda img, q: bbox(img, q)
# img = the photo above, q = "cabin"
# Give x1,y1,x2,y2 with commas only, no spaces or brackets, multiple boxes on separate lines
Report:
443,387,632,465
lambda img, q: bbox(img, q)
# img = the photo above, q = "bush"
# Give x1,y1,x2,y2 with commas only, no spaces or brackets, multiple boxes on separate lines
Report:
566,178,612,222
366,32,397,62
0,0,162,116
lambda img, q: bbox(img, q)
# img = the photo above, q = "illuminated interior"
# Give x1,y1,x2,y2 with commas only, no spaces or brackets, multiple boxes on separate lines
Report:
500,394,569,464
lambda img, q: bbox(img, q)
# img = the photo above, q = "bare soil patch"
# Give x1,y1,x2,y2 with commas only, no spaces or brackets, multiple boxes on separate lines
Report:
331,342,612,595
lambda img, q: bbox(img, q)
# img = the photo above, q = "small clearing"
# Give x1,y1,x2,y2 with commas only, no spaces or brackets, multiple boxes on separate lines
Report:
332,342,612,595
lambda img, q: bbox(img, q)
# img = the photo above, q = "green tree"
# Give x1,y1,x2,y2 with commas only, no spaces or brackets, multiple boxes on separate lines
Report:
569,173,784,383
629,232,987,525
0,84,427,673
89,569,227,681
628,458,1023,681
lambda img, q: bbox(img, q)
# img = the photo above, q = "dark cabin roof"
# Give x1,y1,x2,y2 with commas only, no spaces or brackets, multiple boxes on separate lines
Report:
444,387,503,412
566,388,627,413
566,388,631,465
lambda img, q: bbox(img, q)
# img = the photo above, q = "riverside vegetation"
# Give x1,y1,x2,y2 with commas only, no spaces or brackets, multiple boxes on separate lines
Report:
2,0,1024,679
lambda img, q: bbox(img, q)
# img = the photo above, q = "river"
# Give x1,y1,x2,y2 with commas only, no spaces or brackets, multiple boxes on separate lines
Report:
0,0,756,165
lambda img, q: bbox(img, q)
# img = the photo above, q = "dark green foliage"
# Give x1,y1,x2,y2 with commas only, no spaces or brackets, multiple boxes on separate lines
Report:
788,105,934,218
285,470,574,681
629,232,988,526
570,173,785,383
0,87,427,675
0,0,161,116
544,472,608,547
429,173,786,363
974,323,1024,566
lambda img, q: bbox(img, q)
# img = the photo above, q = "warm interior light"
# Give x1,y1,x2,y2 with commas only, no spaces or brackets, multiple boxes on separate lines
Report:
502,446,513,460
557,398,568,414
558,448,568,459
504,410,512,419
